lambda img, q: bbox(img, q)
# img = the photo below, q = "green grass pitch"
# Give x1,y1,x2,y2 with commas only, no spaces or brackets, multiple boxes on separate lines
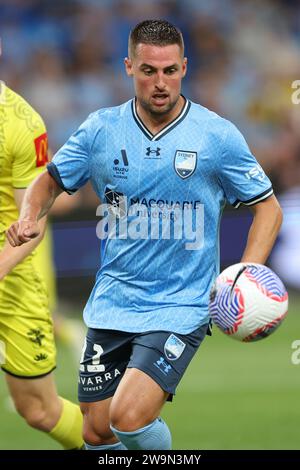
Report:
0,295,299,449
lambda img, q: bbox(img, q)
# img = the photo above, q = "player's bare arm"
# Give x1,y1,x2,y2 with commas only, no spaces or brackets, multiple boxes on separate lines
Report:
6,171,62,247
0,188,47,280
241,194,283,264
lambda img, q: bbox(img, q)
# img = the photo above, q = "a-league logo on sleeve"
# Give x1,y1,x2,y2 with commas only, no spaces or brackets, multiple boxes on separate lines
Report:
34,132,48,167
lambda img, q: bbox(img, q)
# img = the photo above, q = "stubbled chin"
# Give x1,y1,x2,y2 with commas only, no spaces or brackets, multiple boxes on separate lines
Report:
149,100,172,113
149,104,170,115
139,98,176,116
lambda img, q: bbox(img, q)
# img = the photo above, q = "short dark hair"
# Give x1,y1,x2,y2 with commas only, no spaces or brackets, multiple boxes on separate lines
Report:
129,19,184,57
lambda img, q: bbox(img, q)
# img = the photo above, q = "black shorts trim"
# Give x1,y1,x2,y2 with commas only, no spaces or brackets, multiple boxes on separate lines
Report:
1,365,56,379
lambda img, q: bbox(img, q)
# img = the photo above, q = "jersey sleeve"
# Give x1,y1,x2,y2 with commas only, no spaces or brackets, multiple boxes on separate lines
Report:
218,121,273,209
12,111,48,188
47,116,93,195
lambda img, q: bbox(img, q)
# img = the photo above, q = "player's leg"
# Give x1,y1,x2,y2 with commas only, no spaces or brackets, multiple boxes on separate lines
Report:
80,397,123,449
0,306,83,449
5,372,83,449
110,367,171,449
109,324,210,450
78,328,134,450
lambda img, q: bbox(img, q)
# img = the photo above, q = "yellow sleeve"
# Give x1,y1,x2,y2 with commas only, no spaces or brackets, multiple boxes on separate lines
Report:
11,102,48,188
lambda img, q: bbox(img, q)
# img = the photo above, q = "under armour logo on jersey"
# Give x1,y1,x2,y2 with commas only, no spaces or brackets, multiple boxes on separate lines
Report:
146,147,161,156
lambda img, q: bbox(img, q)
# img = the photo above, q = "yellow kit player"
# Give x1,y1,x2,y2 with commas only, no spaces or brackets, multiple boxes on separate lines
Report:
0,80,83,449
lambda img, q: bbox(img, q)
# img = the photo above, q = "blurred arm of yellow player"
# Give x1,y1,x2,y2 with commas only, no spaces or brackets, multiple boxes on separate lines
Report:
0,188,47,280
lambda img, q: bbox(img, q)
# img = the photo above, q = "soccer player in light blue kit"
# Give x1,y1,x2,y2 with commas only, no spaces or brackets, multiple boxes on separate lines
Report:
7,20,283,450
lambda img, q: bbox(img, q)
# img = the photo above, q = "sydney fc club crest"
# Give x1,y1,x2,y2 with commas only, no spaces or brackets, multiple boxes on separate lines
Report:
164,334,186,361
174,150,197,179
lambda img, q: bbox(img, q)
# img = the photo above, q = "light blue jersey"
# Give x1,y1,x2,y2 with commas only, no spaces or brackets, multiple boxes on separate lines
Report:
48,98,273,334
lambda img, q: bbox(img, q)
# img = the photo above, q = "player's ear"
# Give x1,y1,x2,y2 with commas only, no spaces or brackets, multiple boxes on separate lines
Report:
182,57,187,78
124,57,133,76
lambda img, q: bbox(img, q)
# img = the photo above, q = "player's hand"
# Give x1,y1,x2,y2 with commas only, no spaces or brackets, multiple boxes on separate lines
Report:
6,220,40,246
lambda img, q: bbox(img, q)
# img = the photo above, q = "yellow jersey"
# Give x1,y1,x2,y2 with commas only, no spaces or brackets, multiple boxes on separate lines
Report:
0,83,56,376
0,81,48,250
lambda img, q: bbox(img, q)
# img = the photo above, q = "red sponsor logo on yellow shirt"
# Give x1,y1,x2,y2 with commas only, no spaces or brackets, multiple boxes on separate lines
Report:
34,132,48,167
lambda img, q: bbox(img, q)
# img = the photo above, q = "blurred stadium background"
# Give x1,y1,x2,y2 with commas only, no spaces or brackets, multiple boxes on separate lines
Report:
0,0,300,449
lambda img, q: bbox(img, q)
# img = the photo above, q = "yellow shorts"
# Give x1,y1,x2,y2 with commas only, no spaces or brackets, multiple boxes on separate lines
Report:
0,259,56,377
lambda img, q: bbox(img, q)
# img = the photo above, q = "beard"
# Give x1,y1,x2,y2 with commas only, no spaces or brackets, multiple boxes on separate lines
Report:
139,94,180,119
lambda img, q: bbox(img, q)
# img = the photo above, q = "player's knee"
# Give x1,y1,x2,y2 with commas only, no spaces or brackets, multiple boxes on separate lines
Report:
12,393,60,432
81,412,115,444
82,427,116,446
16,402,49,431
82,423,116,445
110,406,144,432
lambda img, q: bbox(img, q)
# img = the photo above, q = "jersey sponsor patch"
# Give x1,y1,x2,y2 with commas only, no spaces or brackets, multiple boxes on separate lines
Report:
164,334,186,361
34,132,48,167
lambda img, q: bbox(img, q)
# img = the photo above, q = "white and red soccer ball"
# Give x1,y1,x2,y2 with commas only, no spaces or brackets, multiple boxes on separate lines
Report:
209,263,288,342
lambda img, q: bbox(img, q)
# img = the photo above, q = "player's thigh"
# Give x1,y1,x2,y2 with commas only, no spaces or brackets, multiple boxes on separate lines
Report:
110,367,169,431
5,371,60,413
5,373,63,432
5,371,62,431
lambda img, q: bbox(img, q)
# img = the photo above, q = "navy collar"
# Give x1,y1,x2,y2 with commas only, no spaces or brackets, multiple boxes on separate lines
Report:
131,96,191,141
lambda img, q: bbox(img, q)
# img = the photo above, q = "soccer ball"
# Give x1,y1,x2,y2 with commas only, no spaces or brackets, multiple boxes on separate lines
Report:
209,263,288,342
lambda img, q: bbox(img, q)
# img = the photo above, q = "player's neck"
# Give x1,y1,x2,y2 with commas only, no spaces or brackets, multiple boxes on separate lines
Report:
136,95,185,136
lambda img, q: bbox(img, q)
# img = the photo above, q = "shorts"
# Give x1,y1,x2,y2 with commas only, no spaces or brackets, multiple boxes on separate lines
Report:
78,323,210,403
0,261,56,378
